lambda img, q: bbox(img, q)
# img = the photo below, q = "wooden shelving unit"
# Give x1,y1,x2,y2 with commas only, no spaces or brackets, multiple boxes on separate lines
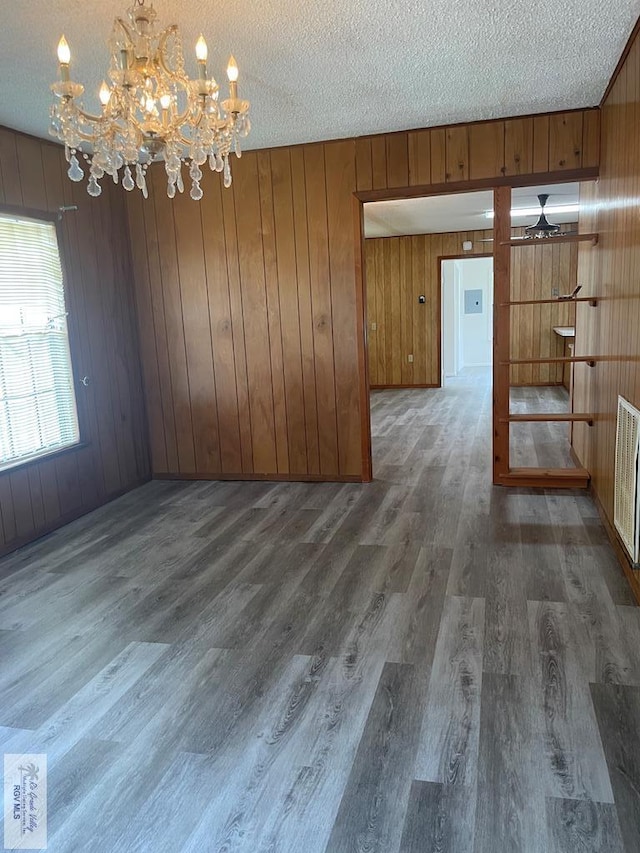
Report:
501,413,594,425
500,232,599,247
492,186,598,490
502,356,598,366
500,296,598,307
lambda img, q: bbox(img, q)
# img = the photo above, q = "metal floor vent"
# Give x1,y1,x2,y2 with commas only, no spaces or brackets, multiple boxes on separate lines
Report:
614,395,640,566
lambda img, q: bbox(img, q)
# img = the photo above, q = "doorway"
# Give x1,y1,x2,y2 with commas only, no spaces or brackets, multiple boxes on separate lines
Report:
441,256,493,384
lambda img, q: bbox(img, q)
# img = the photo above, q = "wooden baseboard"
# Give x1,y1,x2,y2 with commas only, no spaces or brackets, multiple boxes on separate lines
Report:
153,472,368,484
589,481,640,605
0,476,150,560
370,383,440,390
497,467,590,489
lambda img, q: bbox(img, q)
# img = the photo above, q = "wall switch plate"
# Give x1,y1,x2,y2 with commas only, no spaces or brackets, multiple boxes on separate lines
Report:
371,322,377,331
408,354,414,363
551,287,559,297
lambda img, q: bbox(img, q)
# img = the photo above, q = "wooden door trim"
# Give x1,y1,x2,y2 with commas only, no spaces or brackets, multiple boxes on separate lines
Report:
355,166,599,204
353,194,373,482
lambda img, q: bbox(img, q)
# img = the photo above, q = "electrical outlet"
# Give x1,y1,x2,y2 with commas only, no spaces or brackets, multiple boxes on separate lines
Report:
371,322,377,331
408,354,414,363
551,287,559,297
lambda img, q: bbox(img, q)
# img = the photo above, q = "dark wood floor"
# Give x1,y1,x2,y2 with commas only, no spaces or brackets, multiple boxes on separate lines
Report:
1,372,639,852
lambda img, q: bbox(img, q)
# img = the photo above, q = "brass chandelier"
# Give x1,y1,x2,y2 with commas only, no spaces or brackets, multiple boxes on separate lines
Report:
50,0,250,200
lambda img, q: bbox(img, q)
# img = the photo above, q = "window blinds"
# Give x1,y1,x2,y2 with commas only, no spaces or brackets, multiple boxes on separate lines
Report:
0,212,79,471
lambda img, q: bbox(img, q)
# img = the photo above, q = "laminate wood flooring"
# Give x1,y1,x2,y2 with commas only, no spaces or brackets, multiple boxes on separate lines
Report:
0,371,637,852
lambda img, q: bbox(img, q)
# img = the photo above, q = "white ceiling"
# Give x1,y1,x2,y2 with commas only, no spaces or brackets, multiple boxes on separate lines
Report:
363,182,581,237
0,1,637,149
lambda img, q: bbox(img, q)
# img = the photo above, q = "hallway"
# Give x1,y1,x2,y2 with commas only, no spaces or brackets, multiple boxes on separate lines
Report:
0,373,638,851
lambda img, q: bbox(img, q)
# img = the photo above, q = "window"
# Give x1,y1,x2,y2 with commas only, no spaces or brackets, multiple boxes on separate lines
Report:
0,211,79,471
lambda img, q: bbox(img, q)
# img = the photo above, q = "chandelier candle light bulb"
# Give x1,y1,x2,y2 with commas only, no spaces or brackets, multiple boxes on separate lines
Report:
99,81,111,107
49,0,251,199
227,55,239,100
57,36,71,81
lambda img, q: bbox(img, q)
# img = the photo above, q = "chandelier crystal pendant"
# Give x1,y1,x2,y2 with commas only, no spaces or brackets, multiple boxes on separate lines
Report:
49,0,250,200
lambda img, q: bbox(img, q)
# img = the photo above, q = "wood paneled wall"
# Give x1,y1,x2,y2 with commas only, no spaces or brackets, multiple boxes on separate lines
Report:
365,231,492,387
365,224,577,388
355,110,599,194
510,224,578,386
0,128,149,557
128,107,599,482
127,141,362,480
572,27,640,562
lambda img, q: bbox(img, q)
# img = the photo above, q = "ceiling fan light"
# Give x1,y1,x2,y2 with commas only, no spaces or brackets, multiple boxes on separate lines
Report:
525,193,561,238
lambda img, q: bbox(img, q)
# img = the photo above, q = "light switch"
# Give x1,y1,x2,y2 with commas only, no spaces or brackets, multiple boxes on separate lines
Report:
371,322,377,331
408,354,414,363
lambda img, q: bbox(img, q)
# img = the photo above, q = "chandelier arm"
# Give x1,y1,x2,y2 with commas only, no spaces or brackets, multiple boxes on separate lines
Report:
113,17,134,47
156,25,181,78
73,106,108,125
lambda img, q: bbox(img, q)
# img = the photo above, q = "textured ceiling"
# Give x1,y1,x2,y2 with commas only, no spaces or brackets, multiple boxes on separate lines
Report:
0,1,637,150
364,182,582,237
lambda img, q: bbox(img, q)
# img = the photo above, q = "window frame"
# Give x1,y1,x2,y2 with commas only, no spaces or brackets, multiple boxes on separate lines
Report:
0,202,88,474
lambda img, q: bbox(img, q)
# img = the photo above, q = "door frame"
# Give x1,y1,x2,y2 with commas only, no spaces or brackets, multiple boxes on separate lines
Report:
438,252,494,384
354,167,599,485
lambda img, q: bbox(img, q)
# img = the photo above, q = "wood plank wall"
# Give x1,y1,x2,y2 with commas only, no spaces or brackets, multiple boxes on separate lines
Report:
128,107,600,481
572,30,640,551
365,231,492,388
0,128,149,557
365,224,577,388
510,224,578,386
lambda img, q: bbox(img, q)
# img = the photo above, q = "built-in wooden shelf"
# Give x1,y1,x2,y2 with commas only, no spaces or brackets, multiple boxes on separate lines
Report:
501,413,594,425
500,296,599,307
502,356,598,366
501,233,599,247
553,326,576,338
499,467,591,489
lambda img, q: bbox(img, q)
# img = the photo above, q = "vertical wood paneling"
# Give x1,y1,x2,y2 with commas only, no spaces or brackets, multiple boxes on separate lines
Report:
290,147,321,475
508,226,578,385
573,30,640,541
304,145,339,475
371,136,387,190
173,176,222,473
125,107,599,485
430,129,447,184
258,149,289,473
233,153,278,474
325,140,362,476
0,128,23,206
386,132,409,188
549,111,584,171
504,118,533,175
469,122,505,180
355,137,373,192
532,115,551,172
366,223,577,389
199,168,243,474
445,126,469,181
408,130,431,186
582,109,601,168
139,182,179,471
221,175,254,473
270,148,308,474
0,130,148,557
148,168,197,473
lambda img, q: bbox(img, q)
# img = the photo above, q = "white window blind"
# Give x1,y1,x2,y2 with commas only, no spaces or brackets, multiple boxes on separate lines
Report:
0,212,79,471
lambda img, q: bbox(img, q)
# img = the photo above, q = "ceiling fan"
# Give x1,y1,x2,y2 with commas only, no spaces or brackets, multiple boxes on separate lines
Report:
478,193,578,242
